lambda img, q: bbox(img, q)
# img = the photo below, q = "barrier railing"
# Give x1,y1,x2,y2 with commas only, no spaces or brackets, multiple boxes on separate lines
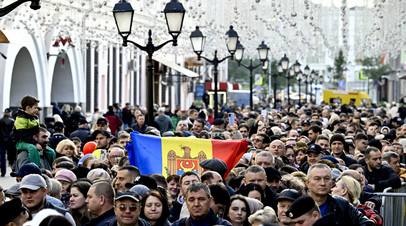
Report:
375,182,406,226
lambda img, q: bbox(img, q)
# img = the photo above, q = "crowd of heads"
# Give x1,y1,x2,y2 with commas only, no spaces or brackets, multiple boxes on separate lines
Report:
1,97,406,225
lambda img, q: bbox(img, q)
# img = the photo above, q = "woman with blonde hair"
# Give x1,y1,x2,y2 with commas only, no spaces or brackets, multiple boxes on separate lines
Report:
56,139,79,164
248,206,278,226
332,175,383,225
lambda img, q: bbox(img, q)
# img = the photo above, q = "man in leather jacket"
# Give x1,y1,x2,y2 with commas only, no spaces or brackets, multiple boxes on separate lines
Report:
306,163,374,225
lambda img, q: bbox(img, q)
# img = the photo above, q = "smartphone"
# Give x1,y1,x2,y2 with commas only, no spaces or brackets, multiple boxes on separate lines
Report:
229,113,235,126
261,110,267,119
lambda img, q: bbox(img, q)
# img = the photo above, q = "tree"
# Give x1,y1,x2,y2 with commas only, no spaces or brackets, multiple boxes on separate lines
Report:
328,49,347,85
356,57,391,80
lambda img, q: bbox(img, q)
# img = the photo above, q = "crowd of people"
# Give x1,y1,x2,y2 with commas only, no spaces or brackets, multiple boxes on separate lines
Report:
0,94,406,226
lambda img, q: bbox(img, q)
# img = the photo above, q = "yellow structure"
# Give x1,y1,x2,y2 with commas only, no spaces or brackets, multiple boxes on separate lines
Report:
323,90,370,106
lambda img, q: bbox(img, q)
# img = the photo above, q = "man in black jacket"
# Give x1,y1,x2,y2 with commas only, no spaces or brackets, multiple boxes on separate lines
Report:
86,181,116,226
364,147,401,192
306,163,373,225
0,108,15,175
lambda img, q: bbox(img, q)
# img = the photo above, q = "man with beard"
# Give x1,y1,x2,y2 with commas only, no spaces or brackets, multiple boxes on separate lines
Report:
16,127,56,173
364,147,401,192
20,174,75,225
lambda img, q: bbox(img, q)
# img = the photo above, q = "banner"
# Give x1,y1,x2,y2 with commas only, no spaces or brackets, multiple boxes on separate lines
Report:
126,132,248,178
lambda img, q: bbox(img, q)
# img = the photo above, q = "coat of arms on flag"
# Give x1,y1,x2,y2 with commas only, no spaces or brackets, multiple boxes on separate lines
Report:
127,132,248,177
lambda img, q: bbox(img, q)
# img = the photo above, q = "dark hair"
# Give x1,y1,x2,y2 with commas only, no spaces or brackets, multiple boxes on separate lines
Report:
21,95,40,110
39,215,72,226
365,147,380,159
149,174,168,189
257,133,271,144
68,180,92,207
140,190,170,225
209,183,230,208
309,125,322,134
180,171,200,185
237,183,264,203
119,165,140,178
355,133,368,141
166,175,180,183
225,195,251,226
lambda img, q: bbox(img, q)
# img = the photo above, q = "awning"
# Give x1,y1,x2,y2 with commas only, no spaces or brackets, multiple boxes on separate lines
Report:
152,55,199,78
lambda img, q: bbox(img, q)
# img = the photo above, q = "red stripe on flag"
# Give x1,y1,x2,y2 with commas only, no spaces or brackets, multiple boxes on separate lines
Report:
211,139,248,178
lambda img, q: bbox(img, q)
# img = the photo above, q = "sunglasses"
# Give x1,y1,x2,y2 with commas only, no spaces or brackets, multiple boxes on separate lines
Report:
117,204,139,212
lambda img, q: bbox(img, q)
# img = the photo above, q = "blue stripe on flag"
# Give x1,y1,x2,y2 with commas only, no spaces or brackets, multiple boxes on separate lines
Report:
127,132,163,175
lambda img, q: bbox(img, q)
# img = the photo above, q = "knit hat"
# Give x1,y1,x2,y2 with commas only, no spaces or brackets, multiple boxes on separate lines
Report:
199,158,228,178
55,169,77,183
286,196,317,219
329,134,345,146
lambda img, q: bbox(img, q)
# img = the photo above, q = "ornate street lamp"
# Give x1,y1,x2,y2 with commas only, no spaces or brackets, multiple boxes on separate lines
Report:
113,0,185,126
190,26,239,118
304,65,310,103
235,41,269,109
297,70,303,106
0,0,40,17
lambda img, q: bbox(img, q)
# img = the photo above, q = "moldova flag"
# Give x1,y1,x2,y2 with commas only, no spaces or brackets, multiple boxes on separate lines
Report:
126,132,248,178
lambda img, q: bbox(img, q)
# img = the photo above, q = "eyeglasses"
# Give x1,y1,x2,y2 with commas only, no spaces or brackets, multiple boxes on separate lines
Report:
117,204,139,212
253,139,263,143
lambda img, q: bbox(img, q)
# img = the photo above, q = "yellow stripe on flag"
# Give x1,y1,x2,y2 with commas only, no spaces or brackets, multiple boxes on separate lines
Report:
161,138,213,177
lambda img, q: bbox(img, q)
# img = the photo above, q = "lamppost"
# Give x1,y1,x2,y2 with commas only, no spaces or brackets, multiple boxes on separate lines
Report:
297,70,303,106
262,60,279,109
277,54,291,104
0,0,40,17
113,0,185,126
190,26,239,119
234,41,269,110
304,65,310,103
310,70,317,104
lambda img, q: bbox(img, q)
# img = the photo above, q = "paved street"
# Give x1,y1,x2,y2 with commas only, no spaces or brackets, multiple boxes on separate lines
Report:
0,166,17,189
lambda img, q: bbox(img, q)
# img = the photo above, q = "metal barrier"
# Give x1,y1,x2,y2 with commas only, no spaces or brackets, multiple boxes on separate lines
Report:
375,182,406,226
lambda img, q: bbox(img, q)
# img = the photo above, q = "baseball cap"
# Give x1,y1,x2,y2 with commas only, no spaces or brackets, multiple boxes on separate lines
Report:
11,163,42,177
19,174,47,190
4,108,12,113
79,118,88,125
115,190,140,202
92,130,112,139
96,118,108,125
392,117,403,124
213,118,225,126
54,121,65,130
125,175,158,190
301,120,311,126
306,144,324,155
276,189,301,202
